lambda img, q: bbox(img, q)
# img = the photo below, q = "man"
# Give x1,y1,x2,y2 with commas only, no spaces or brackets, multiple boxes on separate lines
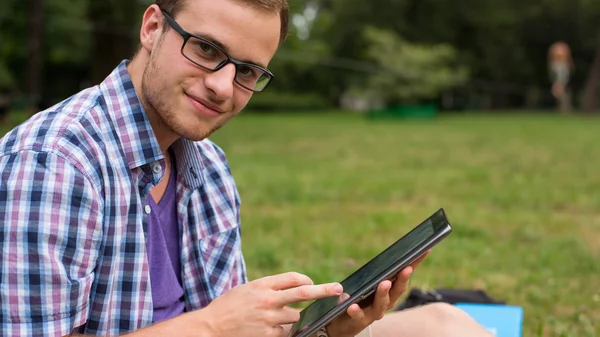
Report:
548,41,575,112
0,1,491,336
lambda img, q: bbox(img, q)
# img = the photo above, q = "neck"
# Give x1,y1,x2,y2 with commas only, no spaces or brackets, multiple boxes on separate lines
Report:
127,54,180,155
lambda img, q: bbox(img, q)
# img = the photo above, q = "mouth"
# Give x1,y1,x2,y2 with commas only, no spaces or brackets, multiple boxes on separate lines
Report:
185,93,223,117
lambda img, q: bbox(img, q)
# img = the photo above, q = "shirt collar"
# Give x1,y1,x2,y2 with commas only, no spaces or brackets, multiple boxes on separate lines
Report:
99,60,205,189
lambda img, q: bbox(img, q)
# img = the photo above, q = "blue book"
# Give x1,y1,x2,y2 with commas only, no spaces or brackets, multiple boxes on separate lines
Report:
455,303,524,337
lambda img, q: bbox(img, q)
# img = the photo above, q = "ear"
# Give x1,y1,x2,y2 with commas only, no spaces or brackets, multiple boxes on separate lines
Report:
139,5,164,53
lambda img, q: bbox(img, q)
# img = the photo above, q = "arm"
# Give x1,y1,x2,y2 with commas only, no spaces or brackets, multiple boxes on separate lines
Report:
70,273,342,337
0,151,103,337
66,312,214,337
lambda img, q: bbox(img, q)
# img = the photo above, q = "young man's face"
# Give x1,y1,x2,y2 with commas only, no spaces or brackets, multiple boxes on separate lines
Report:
141,0,281,141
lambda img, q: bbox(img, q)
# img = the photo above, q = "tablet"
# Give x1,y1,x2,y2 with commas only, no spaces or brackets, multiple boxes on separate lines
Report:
289,208,453,337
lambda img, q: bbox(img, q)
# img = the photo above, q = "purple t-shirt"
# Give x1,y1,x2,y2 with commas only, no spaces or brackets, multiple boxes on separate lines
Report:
145,163,185,323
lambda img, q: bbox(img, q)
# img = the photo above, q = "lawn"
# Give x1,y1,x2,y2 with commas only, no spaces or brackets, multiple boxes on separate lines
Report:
2,111,599,336
209,112,600,337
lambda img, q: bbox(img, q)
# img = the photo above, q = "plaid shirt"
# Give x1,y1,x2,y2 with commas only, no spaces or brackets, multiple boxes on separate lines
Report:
0,60,247,336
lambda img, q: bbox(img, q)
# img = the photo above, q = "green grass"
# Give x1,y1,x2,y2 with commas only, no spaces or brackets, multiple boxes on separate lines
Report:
2,111,599,336
0,111,31,135
209,112,600,337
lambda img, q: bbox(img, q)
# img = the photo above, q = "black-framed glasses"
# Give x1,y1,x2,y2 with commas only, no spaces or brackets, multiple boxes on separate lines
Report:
161,9,274,92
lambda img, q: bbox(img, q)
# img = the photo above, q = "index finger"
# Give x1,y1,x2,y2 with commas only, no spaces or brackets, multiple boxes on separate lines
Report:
276,282,344,306
257,272,314,291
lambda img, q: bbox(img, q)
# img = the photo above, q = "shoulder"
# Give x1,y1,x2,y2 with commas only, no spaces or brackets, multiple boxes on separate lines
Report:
195,138,236,183
0,86,109,187
194,138,241,206
196,138,233,174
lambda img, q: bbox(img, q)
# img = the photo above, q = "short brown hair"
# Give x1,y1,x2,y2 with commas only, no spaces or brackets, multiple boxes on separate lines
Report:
155,0,289,45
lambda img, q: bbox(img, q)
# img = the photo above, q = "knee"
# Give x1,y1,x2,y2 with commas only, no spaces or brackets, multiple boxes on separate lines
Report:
419,303,492,336
421,303,466,322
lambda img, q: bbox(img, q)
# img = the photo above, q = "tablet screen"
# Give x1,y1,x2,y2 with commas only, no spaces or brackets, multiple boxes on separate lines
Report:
291,210,447,336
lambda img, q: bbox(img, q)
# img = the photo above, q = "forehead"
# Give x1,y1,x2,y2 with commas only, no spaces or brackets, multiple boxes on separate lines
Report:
175,0,281,66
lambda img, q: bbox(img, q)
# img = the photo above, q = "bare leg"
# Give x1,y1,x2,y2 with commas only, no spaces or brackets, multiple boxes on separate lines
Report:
559,89,572,113
371,303,493,337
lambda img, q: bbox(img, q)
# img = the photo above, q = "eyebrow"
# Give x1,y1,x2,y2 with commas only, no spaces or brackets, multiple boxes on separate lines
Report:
194,32,268,69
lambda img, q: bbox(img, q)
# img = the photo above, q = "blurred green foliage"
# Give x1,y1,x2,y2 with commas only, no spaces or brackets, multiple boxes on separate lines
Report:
1,0,600,110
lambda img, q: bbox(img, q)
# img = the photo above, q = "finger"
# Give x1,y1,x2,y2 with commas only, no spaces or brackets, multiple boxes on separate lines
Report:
258,272,314,291
270,325,286,337
409,250,431,269
277,282,343,306
388,267,413,305
368,281,392,319
347,303,367,323
278,306,303,325
336,292,351,305
396,265,413,282
386,252,428,284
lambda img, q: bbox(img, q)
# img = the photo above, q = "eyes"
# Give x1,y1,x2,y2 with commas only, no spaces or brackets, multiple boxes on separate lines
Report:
197,41,218,58
185,37,271,89
238,65,258,79
163,9,273,91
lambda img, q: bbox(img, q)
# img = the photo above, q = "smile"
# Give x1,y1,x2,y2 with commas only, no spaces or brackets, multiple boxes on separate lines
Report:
185,93,222,118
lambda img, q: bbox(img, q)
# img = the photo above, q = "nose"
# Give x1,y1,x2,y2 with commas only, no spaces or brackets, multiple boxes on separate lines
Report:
203,62,236,100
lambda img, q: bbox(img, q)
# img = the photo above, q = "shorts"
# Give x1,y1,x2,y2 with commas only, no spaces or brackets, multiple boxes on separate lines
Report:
550,62,570,84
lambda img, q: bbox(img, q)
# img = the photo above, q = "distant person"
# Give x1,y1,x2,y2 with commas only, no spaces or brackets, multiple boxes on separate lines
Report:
0,0,491,336
548,41,575,112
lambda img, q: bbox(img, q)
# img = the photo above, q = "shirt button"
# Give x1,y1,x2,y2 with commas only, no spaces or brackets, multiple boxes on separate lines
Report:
153,164,161,174
144,205,151,214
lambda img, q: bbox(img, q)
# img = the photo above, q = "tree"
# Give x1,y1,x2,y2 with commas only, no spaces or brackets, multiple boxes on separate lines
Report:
288,0,600,110
349,27,469,106
26,0,44,112
582,32,600,113
88,0,140,85
0,1,15,90
3,0,600,112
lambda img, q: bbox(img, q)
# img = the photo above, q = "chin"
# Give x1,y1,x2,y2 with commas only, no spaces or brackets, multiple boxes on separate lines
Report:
170,109,233,141
174,122,215,142
180,128,213,142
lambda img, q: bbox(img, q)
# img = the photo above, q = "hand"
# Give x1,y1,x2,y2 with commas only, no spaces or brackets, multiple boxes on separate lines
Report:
195,272,343,337
325,251,430,337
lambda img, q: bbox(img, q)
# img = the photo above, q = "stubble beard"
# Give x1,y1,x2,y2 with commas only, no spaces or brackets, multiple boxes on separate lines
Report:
140,51,216,142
